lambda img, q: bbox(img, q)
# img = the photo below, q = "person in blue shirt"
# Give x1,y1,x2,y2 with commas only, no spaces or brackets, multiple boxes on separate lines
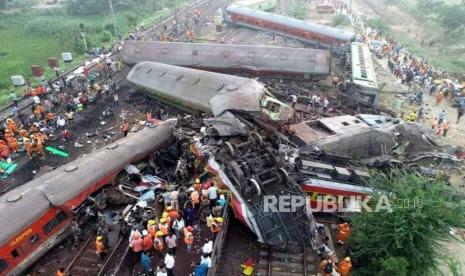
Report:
217,194,226,209
141,251,152,272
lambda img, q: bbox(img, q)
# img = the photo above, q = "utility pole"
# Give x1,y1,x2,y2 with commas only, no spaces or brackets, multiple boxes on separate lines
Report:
79,23,88,52
109,0,118,39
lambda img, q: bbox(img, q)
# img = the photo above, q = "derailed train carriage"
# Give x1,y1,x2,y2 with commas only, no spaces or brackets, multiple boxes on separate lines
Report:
126,61,295,127
0,120,176,276
121,41,331,80
224,4,355,48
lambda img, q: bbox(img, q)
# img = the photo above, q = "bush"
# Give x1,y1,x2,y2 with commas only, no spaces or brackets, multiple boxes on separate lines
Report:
366,17,391,34
332,14,351,26
67,0,108,15
101,31,112,42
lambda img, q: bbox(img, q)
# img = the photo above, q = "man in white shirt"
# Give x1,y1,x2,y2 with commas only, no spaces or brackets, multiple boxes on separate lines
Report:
200,254,212,268
290,94,297,108
208,185,218,209
164,250,175,276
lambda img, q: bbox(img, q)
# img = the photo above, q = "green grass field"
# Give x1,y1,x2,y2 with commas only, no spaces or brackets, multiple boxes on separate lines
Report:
0,2,180,105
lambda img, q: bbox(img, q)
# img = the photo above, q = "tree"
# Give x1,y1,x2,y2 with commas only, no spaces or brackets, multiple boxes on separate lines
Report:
366,18,390,35
439,5,465,32
416,0,444,15
348,171,465,276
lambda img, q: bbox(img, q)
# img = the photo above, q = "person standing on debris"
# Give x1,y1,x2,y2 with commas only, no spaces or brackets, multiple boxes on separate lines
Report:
442,120,451,137
154,231,166,255
322,97,330,113
121,121,129,137
171,189,179,210
159,217,169,236
147,220,157,237
337,221,351,245
95,236,106,261
337,257,352,276
141,251,152,273
56,267,66,276
438,110,447,125
9,91,18,107
436,91,443,105
183,201,196,226
319,257,335,276
172,216,185,240
191,188,200,209
165,231,178,255
156,263,168,276
183,226,194,252
217,194,226,209
130,232,144,255
142,230,153,252
200,253,212,268
290,94,297,108
164,249,176,276
457,106,464,123
202,240,213,257
406,111,417,122
208,184,218,209
113,92,119,106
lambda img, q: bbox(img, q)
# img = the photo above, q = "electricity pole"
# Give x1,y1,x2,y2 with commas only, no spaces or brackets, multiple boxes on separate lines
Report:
109,0,118,39
79,23,88,52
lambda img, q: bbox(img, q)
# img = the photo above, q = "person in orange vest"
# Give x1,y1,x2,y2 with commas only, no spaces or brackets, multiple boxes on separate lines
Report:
337,257,352,276
33,138,45,159
23,138,33,158
4,129,13,141
154,230,165,255
183,226,194,252
442,120,451,137
210,217,222,239
56,267,66,276
95,236,106,261
436,91,443,105
142,230,153,252
337,222,351,245
6,136,19,153
120,121,129,137
166,206,179,227
159,217,169,236
147,219,157,237
6,118,17,134
0,140,10,160
18,129,28,138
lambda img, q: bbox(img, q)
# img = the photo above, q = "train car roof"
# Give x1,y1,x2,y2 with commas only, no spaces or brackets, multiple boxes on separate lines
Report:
226,4,355,42
0,120,176,245
121,41,331,76
127,61,266,116
350,42,378,89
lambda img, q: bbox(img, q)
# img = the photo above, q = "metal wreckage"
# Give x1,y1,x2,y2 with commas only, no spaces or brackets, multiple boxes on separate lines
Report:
2,60,463,275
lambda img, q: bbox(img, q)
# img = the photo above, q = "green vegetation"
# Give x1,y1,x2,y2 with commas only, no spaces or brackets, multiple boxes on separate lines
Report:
366,17,391,35
293,0,306,20
332,14,351,27
0,0,184,105
349,171,465,276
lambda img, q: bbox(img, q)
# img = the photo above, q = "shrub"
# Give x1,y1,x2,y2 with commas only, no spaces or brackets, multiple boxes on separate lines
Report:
332,14,351,26
101,31,112,42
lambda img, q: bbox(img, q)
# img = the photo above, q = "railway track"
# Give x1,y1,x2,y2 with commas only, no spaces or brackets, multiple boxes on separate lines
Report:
66,224,125,276
255,246,316,276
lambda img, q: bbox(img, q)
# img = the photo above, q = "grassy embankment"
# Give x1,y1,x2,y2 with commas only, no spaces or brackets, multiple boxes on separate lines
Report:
0,2,185,106
369,0,465,77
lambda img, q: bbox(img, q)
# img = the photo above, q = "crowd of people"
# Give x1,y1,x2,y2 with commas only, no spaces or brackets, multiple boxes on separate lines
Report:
1,57,122,163
92,173,227,276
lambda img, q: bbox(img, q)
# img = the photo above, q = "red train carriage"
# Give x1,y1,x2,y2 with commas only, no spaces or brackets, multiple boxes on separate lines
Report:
225,4,355,48
0,120,175,275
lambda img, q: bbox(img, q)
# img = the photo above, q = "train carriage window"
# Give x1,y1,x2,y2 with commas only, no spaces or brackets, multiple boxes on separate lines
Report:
10,249,19,258
265,101,280,113
43,212,69,234
29,234,40,244
0,259,8,272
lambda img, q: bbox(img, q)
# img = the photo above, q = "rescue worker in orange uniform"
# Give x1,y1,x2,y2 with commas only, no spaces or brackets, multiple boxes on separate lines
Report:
147,219,157,237
337,222,351,245
4,130,13,141
337,257,352,276
142,230,153,252
6,136,19,153
56,267,66,276
154,230,165,255
23,138,33,158
0,140,10,160
183,226,194,252
19,129,28,138
159,217,169,236
95,236,106,261
6,118,17,134
33,137,45,159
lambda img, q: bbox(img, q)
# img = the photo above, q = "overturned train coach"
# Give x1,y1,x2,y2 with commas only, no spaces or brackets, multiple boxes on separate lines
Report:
224,4,355,48
0,120,176,276
121,41,331,80
127,61,294,126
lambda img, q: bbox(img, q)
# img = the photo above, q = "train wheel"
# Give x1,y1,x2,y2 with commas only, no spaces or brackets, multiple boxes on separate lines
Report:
248,178,261,196
251,132,263,146
278,168,290,185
